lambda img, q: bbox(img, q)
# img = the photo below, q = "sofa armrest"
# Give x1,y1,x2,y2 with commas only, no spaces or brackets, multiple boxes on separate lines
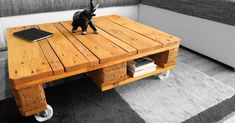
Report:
0,51,10,101
0,23,6,51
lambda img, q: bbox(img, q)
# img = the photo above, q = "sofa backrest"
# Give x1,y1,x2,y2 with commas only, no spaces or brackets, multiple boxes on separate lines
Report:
140,0,235,26
0,0,139,17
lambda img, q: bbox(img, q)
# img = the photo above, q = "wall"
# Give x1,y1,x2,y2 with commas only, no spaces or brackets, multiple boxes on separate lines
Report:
139,4,235,69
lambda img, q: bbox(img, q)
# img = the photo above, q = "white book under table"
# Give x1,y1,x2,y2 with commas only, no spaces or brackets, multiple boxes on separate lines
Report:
128,64,157,77
127,57,155,71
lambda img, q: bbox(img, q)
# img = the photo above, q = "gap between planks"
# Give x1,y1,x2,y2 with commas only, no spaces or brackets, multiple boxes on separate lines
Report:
7,26,53,84
60,21,129,63
53,22,99,66
93,17,163,53
103,15,180,47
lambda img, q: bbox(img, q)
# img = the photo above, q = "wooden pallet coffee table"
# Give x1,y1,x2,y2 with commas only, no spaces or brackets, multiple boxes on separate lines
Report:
7,15,180,121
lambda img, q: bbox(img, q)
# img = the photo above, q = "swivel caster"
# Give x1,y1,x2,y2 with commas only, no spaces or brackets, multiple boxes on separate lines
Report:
34,105,53,122
82,31,87,35
72,30,77,33
93,30,98,34
157,70,170,80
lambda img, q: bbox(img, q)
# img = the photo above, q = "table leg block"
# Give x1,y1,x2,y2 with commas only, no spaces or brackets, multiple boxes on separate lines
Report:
12,85,47,116
150,48,178,68
89,62,127,87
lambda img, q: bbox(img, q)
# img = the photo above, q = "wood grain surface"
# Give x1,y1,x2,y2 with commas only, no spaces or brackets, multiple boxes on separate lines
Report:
104,15,180,47
53,22,99,66
93,17,162,53
7,27,53,84
38,39,64,75
7,15,180,90
38,23,90,71
60,21,128,63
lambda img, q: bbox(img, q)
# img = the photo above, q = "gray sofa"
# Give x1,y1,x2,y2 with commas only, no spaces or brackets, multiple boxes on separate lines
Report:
139,0,235,69
0,0,139,17
0,51,9,100
140,0,235,26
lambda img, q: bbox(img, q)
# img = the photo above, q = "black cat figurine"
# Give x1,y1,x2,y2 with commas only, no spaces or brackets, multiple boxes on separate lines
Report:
72,0,99,35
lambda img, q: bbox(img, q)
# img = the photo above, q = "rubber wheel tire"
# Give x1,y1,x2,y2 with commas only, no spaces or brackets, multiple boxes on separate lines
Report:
34,105,53,122
157,70,170,80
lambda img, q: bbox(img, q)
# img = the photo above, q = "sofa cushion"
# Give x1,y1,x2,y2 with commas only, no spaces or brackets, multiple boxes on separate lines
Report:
0,51,10,101
0,0,139,17
140,0,235,26
0,23,6,51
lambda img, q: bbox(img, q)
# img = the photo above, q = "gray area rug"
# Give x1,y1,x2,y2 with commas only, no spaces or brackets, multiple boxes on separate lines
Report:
184,94,235,123
116,62,235,123
0,78,145,123
0,62,234,123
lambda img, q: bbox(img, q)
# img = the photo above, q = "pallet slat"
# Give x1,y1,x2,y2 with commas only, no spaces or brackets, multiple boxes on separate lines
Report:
60,21,128,63
100,65,175,91
38,39,64,75
25,25,65,75
53,22,99,66
93,17,162,53
97,27,137,55
105,15,180,47
7,27,53,83
39,23,90,71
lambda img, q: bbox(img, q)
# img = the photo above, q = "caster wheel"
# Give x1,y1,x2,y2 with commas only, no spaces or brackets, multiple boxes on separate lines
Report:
82,31,87,35
93,30,98,34
72,30,77,33
34,105,53,122
157,70,170,80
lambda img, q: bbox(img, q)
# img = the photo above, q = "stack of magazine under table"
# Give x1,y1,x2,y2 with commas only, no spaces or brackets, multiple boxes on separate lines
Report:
127,57,157,77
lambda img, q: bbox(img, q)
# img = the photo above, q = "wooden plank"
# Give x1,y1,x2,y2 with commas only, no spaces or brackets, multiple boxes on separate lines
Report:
53,22,99,66
100,65,176,91
7,27,53,83
12,44,179,90
38,23,90,71
26,25,64,75
93,17,162,53
104,15,181,47
38,39,64,75
60,21,128,63
96,27,137,55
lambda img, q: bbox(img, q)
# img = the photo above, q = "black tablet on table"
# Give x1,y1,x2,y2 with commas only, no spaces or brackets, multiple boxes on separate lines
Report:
13,28,53,42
